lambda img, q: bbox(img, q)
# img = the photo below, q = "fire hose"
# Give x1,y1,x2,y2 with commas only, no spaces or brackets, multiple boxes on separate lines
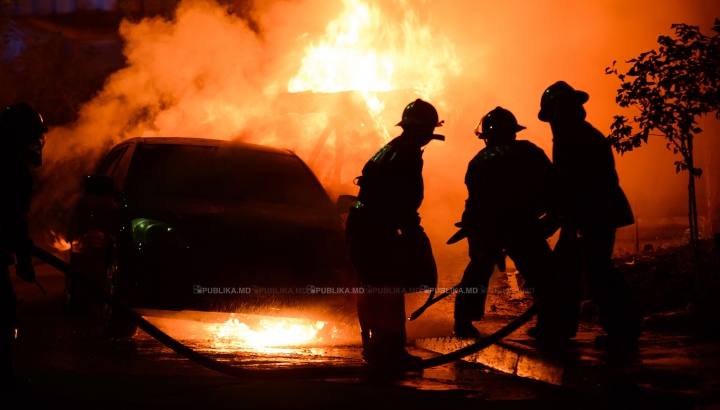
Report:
31,245,537,377
408,285,457,321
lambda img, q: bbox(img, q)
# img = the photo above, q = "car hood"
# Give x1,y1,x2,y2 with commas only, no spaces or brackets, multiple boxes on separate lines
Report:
125,197,346,260
128,196,339,227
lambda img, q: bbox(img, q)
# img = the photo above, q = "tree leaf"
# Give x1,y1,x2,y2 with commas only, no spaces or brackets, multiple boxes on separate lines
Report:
609,18,719,214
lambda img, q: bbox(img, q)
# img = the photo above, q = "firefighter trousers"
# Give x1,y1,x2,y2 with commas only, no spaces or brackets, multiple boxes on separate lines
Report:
553,226,641,341
356,290,407,360
347,211,413,360
454,232,555,331
0,265,17,379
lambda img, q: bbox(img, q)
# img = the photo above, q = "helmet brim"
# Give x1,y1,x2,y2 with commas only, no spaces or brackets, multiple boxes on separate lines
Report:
476,124,526,139
396,118,442,128
538,90,589,122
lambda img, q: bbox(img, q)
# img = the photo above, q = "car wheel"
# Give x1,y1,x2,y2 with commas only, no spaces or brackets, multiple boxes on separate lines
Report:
101,248,137,339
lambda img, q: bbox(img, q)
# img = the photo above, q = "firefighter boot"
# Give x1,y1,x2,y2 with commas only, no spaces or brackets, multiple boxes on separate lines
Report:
360,328,372,362
453,320,480,339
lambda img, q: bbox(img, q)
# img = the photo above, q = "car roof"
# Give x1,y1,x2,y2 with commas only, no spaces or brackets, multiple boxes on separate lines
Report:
124,137,294,156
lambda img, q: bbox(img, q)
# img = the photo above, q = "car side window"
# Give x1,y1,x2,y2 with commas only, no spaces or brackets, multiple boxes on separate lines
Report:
111,143,136,191
96,146,128,177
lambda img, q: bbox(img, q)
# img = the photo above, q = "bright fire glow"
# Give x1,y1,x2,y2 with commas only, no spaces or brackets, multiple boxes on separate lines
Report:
49,230,71,252
141,311,356,354
288,0,460,98
288,0,392,94
214,317,333,348
288,0,460,140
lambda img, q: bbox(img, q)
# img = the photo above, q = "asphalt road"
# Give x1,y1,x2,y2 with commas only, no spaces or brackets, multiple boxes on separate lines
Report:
1,261,701,409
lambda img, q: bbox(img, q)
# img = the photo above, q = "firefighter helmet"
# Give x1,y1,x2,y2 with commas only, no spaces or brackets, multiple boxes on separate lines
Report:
538,81,589,122
0,103,48,166
396,99,443,128
474,107,525,139
0,103,48,136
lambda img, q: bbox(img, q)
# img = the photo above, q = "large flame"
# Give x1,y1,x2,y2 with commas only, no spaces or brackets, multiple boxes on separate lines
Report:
288,0,393,94
214,317,333,349
288,0,460,142
141,311,354,355
288,0,460,98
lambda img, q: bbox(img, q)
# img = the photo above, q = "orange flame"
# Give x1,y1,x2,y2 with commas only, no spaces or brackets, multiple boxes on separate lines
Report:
288,0,460,140
48,230,71,252
289,0,393,94
214,317,335,349
289,0,460,97
141,310,355,353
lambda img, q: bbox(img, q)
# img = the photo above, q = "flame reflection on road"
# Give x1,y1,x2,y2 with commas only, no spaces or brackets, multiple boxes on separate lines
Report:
140,310,359,357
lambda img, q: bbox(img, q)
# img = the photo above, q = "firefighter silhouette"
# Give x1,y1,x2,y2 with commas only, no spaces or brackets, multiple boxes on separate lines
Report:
346,99,442,365
538,81,641,350
450,107,558,339
0,103,47,389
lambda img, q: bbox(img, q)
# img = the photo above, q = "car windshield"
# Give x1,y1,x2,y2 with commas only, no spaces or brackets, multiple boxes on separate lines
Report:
126,144,330,209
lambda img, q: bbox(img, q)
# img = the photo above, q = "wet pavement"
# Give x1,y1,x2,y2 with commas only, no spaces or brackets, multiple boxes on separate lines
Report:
2,261,719,409
418,321,720,399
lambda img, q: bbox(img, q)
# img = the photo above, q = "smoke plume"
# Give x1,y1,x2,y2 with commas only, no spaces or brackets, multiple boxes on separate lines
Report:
31,0,720,277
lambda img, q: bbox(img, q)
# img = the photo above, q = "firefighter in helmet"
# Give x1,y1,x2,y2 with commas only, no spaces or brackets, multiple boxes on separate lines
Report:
0,103,47,389
537,81,640,350
451,107,558,339
346,99,442,366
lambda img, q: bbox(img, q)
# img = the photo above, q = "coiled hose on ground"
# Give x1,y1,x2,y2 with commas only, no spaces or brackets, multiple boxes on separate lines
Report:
31,245,537,378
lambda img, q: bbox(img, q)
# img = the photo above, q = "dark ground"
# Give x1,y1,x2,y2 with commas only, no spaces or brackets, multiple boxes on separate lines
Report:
2,240,720,409
616,239,720,322
0,264,574,409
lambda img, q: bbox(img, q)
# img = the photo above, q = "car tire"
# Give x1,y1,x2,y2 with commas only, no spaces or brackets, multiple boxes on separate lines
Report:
101,247,137,340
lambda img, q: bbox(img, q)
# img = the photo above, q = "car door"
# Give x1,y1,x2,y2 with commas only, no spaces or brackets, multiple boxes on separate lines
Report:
68,143,133,282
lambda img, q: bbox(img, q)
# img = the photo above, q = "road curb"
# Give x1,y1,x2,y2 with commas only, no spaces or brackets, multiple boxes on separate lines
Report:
415,336,609,394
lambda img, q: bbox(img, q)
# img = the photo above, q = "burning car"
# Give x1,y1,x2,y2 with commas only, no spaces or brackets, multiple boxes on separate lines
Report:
65,137,356,338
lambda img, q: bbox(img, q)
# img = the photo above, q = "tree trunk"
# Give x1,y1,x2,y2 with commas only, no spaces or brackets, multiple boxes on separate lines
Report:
687,135,700,256
686,135,705,303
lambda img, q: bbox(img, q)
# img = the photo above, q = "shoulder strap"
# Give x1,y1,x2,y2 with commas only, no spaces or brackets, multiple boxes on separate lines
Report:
355,143,396,187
